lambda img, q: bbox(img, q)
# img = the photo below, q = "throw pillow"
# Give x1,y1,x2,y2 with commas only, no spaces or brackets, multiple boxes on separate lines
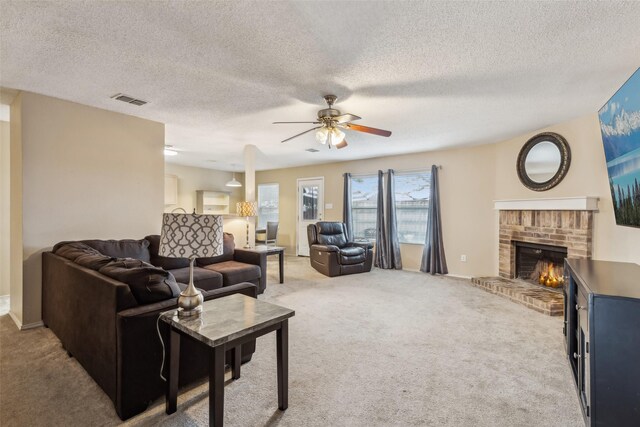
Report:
99,258,180,305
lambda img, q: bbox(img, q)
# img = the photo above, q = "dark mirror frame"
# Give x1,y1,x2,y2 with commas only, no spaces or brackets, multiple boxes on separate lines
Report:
516,132,571,191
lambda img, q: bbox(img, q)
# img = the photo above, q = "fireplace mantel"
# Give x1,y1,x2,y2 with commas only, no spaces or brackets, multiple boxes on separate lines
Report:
494,196,599,211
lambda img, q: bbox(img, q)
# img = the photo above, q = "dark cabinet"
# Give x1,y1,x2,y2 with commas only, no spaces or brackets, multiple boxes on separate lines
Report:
563,259,640,427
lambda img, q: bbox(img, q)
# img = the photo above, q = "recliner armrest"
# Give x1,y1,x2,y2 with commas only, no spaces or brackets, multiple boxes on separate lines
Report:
348,241,373,250
311,244,340,253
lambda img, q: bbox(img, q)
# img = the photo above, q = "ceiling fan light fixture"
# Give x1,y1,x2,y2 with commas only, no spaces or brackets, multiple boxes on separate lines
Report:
315,128,328,144
330,128,345,145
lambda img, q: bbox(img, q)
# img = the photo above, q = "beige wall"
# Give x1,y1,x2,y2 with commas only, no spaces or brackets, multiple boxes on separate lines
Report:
164,163,247,245
494,113,640,265
9,95,23,323
0,120,10,296
164,163,245,214
257,112,640,276
13,92,165,328
256,144,498,276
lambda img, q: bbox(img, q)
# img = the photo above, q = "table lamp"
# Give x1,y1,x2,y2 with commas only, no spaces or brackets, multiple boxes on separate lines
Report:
237,201,257,249
159,212,223,317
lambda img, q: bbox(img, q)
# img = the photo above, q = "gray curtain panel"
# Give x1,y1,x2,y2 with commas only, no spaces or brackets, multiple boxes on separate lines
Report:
343,173,353,242
385,169,402,269
374,170,389,268
420,165,448,274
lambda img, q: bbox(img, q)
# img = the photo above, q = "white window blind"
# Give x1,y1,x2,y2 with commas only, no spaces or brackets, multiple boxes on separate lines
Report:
257,183,279,229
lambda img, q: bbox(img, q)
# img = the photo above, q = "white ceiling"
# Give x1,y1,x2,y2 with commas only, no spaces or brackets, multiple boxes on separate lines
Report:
1,1,639,171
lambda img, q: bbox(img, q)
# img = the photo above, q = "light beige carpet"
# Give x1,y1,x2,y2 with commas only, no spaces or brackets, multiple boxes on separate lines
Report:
0,257,583,426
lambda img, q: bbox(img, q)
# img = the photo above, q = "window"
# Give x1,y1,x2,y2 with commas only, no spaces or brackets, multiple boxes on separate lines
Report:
257,183,279,229
349,171,431,244
394,172,430,244
351,175,378,240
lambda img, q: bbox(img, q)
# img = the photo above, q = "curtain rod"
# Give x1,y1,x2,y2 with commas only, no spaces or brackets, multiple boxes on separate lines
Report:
344,165,442,178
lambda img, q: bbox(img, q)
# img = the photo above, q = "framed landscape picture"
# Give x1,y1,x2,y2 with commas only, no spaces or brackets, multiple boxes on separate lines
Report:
598,68,640,228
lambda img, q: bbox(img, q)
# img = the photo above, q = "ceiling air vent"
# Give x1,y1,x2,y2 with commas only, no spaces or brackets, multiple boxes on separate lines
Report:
111,93,148,106
305,148,319,153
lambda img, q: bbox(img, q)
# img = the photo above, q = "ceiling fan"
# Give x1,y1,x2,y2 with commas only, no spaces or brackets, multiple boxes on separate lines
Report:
273,95,392,149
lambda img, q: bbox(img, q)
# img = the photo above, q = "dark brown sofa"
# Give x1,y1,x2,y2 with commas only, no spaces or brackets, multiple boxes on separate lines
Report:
42,234,267,420
307,221,374,277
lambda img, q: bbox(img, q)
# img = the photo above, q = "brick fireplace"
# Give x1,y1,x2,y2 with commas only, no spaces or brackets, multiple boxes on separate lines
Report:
499,209,593,279
471,197,598,316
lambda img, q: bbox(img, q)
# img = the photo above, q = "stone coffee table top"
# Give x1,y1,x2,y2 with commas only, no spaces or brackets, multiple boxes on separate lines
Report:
160,294,295,347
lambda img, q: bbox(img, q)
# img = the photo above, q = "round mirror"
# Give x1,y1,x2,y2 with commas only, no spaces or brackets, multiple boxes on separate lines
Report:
517,132,570,191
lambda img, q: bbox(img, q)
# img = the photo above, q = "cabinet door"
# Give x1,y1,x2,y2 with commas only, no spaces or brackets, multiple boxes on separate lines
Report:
577,291,591,421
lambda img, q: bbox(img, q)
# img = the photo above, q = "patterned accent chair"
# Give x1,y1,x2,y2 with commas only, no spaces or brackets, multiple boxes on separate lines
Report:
307,221,373,277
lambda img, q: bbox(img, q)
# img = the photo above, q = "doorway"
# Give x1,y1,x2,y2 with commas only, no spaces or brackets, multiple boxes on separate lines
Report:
297,177,324,256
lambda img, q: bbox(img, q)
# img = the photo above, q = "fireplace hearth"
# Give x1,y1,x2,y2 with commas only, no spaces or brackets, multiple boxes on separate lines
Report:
515,241,567,290
473,201,597,316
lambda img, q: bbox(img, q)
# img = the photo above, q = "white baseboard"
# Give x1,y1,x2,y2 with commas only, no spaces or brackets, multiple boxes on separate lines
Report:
446,274,472,280
400,268,472,280
8,311,44,330
8,311,22,329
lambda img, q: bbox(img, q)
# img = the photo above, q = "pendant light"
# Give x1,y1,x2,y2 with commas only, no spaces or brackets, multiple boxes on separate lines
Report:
226,168,242,188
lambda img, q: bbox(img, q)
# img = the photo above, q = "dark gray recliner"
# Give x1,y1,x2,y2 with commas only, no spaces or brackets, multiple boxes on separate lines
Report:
307,221,373,277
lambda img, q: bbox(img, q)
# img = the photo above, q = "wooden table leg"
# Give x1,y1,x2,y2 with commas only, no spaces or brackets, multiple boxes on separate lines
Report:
276,319,288,410
210,345,225,426
232,346,241,380
166,328,180,414
279,251,284,284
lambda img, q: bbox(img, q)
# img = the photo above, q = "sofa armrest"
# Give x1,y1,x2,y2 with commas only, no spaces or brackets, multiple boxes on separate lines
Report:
117,282,258,319
311,244,340,253
233,249,266,293
233,248,264,265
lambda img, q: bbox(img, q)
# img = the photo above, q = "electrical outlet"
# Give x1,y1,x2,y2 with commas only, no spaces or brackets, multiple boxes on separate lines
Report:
460,255,467,262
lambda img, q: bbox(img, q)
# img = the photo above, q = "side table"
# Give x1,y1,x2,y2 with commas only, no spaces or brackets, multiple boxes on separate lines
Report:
160,294,295,426
248,245,285,283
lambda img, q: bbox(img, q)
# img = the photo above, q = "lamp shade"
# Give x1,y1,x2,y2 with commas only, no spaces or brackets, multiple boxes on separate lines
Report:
158,213,223,258
237,201,257,217
225,172,242,187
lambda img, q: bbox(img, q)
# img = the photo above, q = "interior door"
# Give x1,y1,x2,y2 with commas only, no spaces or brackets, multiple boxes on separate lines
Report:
297,177,324,256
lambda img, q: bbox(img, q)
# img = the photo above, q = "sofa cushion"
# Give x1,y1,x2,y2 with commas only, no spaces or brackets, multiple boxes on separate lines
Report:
168,266,223,291
339,246,366,265
99,259,180,305
81,239,151,263
203,261,261,286
196,232,235,266
145,234,190,270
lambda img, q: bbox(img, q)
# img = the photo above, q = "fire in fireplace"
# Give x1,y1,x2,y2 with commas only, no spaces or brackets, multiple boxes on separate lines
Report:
514,241,568,289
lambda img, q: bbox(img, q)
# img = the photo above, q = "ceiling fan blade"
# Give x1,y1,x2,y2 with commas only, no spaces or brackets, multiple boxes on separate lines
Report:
273,121,320,124
281,126,321,143
335,139,348,149
334,113,361,124
346,123,392,137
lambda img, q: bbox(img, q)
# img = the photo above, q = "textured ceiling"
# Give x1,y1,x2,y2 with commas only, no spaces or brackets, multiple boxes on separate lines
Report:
1,1,639,171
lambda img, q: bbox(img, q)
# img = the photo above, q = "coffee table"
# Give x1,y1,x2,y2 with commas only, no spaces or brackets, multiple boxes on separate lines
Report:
160,294,295,426
248,245,285,283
